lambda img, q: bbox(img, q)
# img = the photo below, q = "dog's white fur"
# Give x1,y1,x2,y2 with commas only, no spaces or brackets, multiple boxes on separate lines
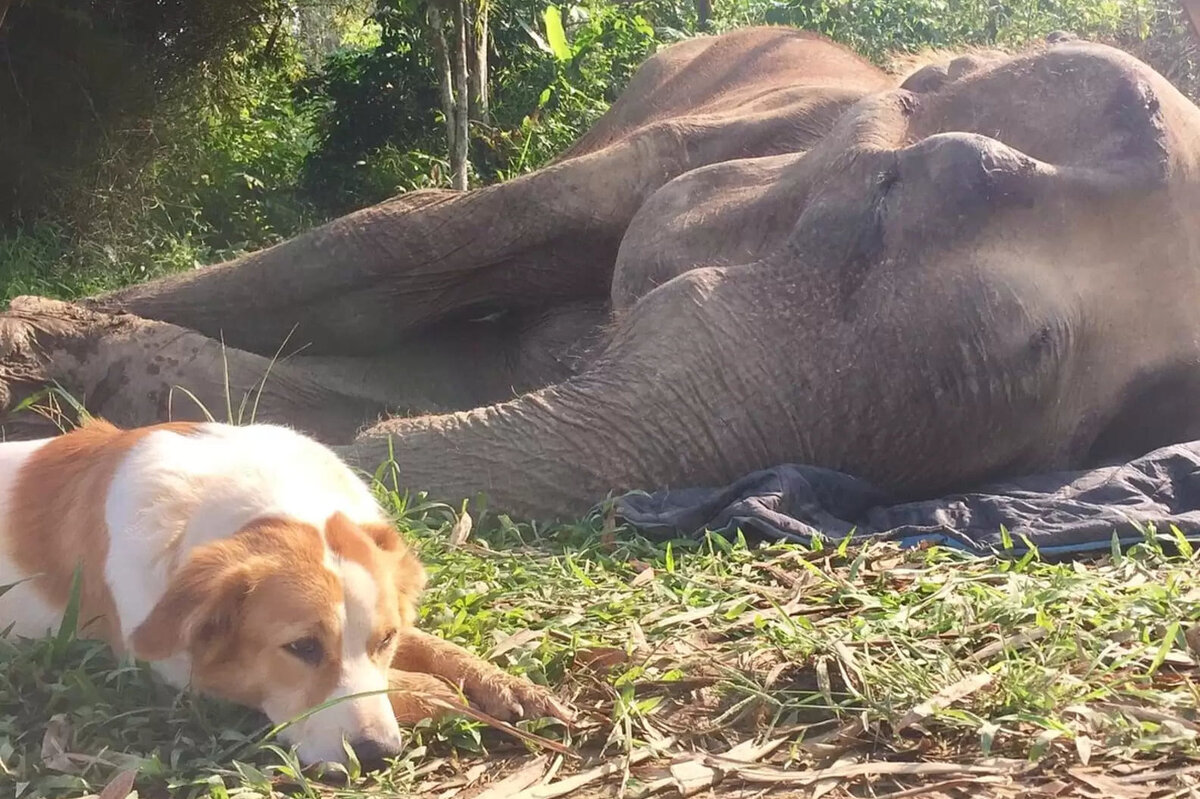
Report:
0,437,61,634
0,422,406,766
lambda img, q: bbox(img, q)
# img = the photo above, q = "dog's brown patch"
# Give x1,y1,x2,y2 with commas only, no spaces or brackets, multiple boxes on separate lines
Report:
130,516,344,709
7,418,202,649
325,512,426,641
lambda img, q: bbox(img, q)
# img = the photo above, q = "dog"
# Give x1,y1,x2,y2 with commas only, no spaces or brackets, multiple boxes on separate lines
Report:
0,419,570,767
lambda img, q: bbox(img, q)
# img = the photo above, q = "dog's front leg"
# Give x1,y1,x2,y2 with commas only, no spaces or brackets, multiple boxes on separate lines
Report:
390,629,573,723
386,669,467,723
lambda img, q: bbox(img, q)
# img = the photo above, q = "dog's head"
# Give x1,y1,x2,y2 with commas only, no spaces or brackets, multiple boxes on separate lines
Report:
129,512,426,767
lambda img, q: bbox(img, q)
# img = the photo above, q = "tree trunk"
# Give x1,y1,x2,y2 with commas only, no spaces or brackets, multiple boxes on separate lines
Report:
468,0,490,123
1183,0,1200,45
429,4,459,184
450,0,471,189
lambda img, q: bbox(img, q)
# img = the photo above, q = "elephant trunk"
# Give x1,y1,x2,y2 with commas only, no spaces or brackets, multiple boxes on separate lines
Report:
337,378,672,519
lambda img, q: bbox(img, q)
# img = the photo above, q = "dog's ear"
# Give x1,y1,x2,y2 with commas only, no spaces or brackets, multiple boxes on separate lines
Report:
358,518,401,552
129,544,250,662
393,545,427,623
359,519,427,619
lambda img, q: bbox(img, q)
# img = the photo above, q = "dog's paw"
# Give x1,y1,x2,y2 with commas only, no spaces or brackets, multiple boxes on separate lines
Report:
467,670,575,724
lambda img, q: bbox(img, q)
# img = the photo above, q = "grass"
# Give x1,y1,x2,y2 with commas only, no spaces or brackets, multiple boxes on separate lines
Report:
0,220,222,305
2,472,1198,798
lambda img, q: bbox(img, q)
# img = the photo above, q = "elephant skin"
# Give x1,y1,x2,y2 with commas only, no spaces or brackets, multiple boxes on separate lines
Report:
2,27,1199,521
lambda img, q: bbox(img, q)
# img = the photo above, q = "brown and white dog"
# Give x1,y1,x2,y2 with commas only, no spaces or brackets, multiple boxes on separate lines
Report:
0,419,569,767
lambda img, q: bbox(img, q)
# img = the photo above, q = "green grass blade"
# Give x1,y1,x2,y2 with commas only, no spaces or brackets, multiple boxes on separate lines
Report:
51,563,83,660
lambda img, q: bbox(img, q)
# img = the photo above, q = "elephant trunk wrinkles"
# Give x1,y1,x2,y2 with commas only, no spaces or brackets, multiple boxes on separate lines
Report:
337,365,751,520
338,288,816,520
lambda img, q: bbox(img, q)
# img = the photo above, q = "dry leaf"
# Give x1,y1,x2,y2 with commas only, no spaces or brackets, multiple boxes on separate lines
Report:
668,757,712,796
1068,768,1153,799
424,696,576,756
1074,734,1093,766
647,604,721,630
1111,763,1200,785
762,661,789,691
628,619,648,648
600,508,618,549
573,646,632,670
810,754,859,799
875,776,1009,798
1099,702,1200,733
507,742,670,799
41,713,75,773
894,673,993,734
634,736,787,798
630,566,656,588
795,717,867,757
449,511,473,547
969,627,1048,662
98,770,139,799
435,762,489,799
831,641,866,693
488,628,544,659
1185,624,1200,659
731,760,1012,786
471,756,550,799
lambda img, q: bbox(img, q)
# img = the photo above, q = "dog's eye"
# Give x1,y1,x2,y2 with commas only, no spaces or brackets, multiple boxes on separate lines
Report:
376,630,397,653
283,636,324,666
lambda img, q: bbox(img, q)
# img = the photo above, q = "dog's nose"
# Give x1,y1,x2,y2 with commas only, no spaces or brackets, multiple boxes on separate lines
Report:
351,736,402,771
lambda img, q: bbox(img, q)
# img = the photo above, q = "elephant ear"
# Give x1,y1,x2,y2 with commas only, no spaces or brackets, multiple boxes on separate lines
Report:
129,544,251,663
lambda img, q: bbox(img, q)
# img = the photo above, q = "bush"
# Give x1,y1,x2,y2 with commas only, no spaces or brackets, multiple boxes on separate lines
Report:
0,0,300,230
0,2,329,297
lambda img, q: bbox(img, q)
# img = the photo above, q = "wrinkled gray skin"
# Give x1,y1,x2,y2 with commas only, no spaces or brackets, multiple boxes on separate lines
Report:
3,27,1200,520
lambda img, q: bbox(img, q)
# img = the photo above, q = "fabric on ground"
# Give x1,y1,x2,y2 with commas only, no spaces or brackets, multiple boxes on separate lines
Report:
612,441,1200,557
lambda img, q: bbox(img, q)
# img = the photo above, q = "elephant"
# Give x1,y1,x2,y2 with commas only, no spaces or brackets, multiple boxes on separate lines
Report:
2,26,1200,521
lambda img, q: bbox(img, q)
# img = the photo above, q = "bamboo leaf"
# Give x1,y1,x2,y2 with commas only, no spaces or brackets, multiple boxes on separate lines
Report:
542,6,571,62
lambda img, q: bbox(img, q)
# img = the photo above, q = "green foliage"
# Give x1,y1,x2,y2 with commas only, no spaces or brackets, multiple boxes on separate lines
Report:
711,0,1156,60
0,3,341,301
298,18,449,215
484,0,675,181
709,0,1198,92
0,0,300,229
296,0,680,214
0,0,1197,301
149,49,321,255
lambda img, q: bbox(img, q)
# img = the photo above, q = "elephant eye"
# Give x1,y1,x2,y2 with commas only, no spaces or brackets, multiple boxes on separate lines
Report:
283,636,324,666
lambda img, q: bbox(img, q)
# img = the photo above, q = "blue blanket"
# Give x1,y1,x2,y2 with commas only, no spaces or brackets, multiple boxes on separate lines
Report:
613,441,1200,557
